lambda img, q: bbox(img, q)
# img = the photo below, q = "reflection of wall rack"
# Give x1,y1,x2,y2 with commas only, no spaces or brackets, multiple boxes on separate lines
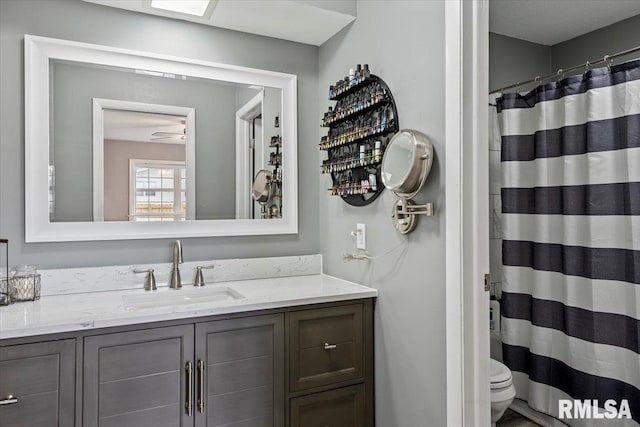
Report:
320,71,399,206
263,133,282,219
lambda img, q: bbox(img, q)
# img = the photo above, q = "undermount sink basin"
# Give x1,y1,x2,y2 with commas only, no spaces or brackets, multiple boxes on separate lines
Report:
123,286,245,309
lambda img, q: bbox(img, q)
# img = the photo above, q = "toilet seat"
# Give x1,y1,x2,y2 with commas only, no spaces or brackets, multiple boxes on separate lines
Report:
490,358,516,426
490,359,513,390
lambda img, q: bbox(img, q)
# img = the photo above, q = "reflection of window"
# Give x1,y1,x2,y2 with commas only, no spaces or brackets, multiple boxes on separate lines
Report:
129,159,186,222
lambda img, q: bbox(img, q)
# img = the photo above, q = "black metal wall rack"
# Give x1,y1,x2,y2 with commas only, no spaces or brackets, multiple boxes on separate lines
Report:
320,73,399,206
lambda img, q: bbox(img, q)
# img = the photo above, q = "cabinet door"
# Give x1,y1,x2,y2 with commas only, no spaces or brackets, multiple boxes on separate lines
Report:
289,304,363,392
0,339,75,427
195,314,284,427
290,384,365,427
83,325,194,427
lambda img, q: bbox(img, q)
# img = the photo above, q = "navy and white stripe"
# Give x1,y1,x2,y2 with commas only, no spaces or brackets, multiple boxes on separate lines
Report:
498,59,640,426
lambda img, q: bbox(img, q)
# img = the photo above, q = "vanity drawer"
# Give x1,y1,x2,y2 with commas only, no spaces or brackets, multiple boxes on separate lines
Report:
289,304,363,392
290,384,365,427
0,339,76,427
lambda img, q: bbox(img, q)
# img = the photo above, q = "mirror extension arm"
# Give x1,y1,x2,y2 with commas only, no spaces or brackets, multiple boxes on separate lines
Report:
381,129,436,234
391,199,434,234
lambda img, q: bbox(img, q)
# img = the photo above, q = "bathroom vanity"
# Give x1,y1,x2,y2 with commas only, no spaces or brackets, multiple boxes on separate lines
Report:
0,273,376,427
6,33,378,426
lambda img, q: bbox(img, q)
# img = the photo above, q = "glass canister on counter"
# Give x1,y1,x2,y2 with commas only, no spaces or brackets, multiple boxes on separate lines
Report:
9,264,41,302
0,239,9,305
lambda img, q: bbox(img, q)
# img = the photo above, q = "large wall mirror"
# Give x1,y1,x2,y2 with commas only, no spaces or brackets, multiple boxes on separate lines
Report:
25,35,298,242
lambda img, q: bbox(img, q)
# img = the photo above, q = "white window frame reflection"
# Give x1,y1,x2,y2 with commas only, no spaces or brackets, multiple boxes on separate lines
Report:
129,159,186,222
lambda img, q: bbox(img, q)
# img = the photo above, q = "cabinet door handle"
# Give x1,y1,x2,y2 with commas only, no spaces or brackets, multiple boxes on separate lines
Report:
0,395,18,405
185,362,193,416
197,359,205,414
324,342,337,350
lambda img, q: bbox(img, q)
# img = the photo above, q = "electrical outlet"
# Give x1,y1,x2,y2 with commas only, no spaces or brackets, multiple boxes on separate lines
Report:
356,223,366,250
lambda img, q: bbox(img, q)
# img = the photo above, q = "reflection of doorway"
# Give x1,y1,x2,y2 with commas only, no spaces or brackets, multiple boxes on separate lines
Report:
235,91,264,219
92,99,196,221
251,117,263,219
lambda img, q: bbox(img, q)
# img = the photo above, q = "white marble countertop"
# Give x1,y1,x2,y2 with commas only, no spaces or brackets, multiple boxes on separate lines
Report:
0,274,377,340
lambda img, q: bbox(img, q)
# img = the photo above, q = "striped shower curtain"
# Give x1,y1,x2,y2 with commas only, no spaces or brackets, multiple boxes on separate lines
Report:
497,59,640,425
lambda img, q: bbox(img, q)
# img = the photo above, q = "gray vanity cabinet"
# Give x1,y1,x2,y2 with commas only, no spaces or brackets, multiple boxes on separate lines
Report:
0,298,373,427
287,301,373,427
289,304,363,392
290,384,365,427
0,339,76,427
194,314,284,427
83,325,194,427
82,315,285,427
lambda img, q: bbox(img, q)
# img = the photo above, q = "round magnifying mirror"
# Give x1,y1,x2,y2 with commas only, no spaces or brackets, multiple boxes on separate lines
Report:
251,170,272,204
381,129,433,199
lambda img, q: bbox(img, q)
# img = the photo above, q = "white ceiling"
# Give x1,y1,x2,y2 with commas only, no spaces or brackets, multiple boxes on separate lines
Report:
83,0,356,46
104,110,186,144
490,0,640,46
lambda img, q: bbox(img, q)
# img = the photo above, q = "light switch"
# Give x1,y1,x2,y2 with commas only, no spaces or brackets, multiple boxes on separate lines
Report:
356,223,366,250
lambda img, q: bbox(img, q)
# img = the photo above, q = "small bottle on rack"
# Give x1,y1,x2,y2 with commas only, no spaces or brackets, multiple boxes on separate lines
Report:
356,64,362,84
369,173,377,192
373,140,382,163
374,111,381,133
381,106,388,130
363,64,370,79
335,80,341,98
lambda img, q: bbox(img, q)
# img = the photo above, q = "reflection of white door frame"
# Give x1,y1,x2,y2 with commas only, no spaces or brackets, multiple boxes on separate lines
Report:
235,91,264,219
92,98,196,221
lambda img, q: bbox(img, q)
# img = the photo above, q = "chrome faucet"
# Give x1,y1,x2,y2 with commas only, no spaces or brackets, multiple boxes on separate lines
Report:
168,240,183,289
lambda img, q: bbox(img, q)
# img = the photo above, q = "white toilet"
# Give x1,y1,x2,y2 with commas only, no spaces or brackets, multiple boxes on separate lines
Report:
490,358,516,426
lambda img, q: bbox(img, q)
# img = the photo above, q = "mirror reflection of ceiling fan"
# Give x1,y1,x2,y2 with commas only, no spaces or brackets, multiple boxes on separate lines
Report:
151,127,186,141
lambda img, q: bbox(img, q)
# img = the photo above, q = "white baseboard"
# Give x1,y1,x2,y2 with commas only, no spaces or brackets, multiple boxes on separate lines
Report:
510,399,568,427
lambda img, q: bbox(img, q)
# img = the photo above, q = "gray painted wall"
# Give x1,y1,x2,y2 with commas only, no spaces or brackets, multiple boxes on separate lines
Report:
551,14,640,70
489,14,640,94
318,2,446,426
489,32,551,93
51,61,237,222
0,0,319,268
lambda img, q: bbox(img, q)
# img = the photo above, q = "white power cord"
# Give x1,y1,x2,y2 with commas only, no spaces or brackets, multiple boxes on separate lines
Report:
343,241,408,262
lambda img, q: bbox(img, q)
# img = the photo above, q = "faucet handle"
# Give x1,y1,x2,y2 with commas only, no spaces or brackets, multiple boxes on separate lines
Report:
133,268,157,291
193,265,215,287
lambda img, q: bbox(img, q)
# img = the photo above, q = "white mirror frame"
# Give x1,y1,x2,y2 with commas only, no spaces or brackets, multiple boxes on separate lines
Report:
24,35,298,242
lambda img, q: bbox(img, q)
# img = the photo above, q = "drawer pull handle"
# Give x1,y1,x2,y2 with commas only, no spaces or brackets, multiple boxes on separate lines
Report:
324,343,337,350
197,359,205,414
186,362,193,416
0,395,18,405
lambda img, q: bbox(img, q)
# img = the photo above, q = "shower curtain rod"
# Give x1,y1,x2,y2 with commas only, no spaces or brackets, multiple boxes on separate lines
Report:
489,45,640,94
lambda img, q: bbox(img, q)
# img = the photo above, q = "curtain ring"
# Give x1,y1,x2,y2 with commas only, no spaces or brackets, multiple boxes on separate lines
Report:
603,54,612,71
556,68,564,82
533,76,542,89
584,60,590,72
